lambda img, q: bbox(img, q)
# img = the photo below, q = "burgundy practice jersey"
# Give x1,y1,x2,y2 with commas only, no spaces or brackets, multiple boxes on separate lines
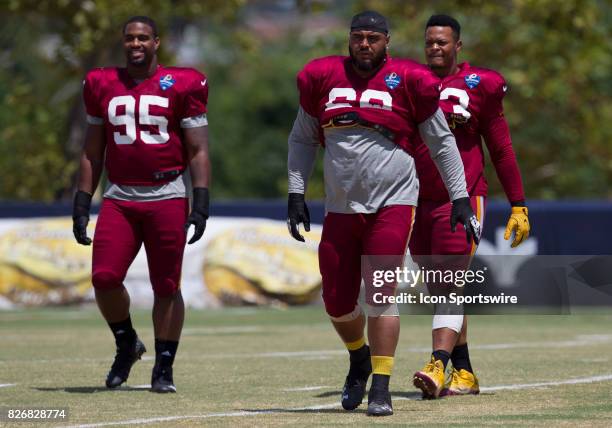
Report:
297,55,441,155
414,62,524,202
83,65,208,186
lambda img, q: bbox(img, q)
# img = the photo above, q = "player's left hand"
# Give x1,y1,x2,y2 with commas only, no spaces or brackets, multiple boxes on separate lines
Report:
185,188,209,245
450,197,481,245
504,206,530,248
72,190,92,245
287,193,310,242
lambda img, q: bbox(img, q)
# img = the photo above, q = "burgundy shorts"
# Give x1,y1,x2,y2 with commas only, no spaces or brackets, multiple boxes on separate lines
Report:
92,198,188,297
409,196,485,257
318,205,415,318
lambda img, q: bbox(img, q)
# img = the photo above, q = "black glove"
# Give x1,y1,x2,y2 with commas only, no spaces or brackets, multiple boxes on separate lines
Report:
287,193,310,242
72,190,92,245
185,187,209,245
450,197,481,245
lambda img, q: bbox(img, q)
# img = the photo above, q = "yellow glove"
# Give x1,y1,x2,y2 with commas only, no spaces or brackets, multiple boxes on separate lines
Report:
504,206,530,248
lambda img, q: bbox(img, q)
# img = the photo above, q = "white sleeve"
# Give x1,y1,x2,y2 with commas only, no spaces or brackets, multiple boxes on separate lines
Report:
288,106,319,194
418,108,469,201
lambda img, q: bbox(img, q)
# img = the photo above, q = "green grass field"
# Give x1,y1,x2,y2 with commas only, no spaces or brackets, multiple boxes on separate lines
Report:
2,307,612,427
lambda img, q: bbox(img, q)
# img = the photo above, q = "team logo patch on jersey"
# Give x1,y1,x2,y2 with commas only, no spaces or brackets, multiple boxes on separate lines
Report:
159,74,175,91
465,73,480,89
384,72,401,90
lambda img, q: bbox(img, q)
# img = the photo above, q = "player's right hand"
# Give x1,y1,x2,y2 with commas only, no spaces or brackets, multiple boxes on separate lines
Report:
287,193,310,242
72,190,92,245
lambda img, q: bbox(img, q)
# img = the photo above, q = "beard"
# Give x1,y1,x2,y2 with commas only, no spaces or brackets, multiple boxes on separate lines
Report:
349,45,386,72
127,50,148,67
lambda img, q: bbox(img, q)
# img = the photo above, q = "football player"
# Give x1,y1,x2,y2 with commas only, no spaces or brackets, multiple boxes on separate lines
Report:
410,14,530,399
72,16,211,393
287,11,480,416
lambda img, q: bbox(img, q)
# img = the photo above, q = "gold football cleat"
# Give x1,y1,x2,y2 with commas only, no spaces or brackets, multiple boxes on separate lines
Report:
413,357,446,399
440,368,480,397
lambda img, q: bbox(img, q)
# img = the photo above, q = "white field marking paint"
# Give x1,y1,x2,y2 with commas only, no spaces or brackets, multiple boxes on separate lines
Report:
299,356,333,361
59,374,612,428
579,358,608,363
282,386,331,392
0,383,16,388
405,334,612,353
253,350,345,358
59,403,342,428
182,326,263,335
7,334,612,365
0,312,94,321
480,374,612,392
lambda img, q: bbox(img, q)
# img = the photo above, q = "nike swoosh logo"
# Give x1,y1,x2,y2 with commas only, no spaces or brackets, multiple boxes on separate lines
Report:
201,79,207,86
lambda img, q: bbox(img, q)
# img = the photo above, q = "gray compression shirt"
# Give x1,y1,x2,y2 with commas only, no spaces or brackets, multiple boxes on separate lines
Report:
287,107,468,213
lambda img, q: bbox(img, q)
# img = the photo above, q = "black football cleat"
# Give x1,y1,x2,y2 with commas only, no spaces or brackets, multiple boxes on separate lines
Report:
341,347,372,410
105,337,146,388
367,386,393,416
151,365,176,393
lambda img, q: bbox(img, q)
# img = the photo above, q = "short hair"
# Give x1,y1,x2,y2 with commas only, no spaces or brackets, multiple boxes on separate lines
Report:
123,16,158,37
426,14,461,40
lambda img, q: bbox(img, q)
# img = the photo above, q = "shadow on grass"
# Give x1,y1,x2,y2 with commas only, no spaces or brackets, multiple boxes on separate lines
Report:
34,385,150,393
237,390,426,415
239,407,366,415
315,390,423,400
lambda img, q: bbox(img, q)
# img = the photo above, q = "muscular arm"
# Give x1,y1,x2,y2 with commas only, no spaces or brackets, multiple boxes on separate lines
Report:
418,108,469,201
182,125,211,244
77,124,106,194
183,125,211,188
288,106,319,194
482,115,525,204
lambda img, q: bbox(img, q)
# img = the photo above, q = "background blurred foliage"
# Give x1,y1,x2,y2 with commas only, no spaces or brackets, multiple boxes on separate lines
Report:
0,0,610,201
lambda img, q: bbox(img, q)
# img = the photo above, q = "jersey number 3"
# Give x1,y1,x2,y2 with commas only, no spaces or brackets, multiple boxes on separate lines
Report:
440,88,471,119
108,95,169,145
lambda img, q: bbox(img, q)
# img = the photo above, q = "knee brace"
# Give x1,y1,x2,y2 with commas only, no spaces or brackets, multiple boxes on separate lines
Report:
432,314,464,333
366,303,399,317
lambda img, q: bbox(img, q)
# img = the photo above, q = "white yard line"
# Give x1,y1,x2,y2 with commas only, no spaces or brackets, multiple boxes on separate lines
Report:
60,403,341,428
282,386,331,392
480,374,612,392
5,334,612,364
0,383,16,388
182,326,263,335
60,374,612,428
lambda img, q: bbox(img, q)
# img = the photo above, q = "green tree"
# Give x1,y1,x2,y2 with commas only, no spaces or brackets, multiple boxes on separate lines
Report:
1,1,610,201
358,0,612,199
0,0,243,201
